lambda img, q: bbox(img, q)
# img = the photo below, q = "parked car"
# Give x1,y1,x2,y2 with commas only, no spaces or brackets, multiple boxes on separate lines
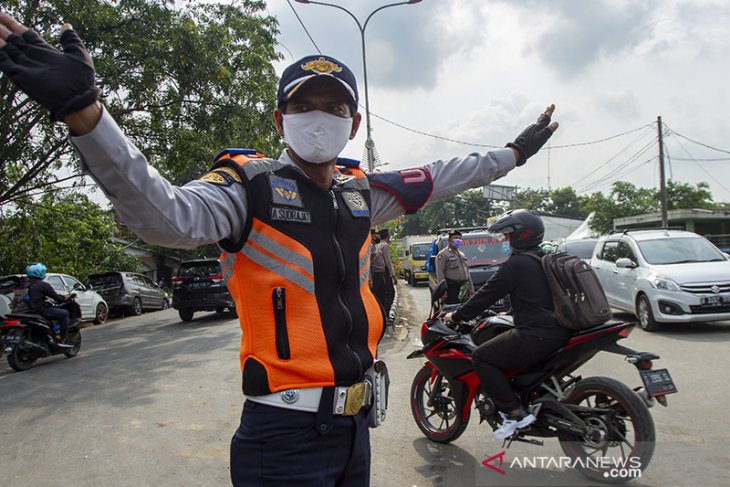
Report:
556,238,599,262
172,259,235,322
427,229,511,311
590,229,730,331
88,271,168,316
0,273,108,324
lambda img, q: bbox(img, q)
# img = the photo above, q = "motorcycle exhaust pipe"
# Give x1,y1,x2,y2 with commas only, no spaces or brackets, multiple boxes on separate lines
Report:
19,339,49,357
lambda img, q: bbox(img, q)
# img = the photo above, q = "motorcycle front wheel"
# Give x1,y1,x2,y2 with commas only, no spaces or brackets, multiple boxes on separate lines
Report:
64,331,82,358
7,341,38,372
558,376,655,484
410,365,468,444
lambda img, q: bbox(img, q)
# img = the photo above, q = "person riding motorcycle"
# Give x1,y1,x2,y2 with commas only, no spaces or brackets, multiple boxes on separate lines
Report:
444,210,573,440
25,263,76,347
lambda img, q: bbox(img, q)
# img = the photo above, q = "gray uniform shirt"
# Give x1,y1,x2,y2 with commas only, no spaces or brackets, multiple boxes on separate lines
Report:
70,107,516,248
436,247,474,291
370,241,395,277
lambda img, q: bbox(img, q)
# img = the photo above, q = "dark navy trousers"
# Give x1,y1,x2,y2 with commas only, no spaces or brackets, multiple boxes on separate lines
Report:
230,400,371,486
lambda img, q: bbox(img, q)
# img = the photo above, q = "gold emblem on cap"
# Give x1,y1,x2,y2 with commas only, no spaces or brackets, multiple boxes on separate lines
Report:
302,58,342,75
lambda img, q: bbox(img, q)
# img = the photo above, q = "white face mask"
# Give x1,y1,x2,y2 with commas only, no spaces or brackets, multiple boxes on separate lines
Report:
282,111,353,164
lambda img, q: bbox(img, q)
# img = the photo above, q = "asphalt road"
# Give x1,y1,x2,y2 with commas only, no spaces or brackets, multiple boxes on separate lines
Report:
1,286,729,487
382,282,730,487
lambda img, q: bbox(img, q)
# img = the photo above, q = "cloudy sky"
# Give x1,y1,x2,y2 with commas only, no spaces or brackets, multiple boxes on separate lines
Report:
265,0,730,201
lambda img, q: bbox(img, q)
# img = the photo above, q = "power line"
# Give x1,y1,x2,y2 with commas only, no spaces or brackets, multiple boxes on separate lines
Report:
576,141,658,194
286,0,321,55
668,131,730,195
668,128,730,155
670,156,730,162
371,109,653,150
569,125,656,189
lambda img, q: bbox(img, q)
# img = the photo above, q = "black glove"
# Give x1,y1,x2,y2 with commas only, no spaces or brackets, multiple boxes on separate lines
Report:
0,28,100,122
507,110,555,166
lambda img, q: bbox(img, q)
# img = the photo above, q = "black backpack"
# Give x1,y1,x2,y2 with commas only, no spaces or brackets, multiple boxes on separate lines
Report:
527,252,612,331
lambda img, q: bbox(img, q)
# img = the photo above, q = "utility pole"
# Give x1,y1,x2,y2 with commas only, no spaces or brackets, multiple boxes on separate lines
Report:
657,116,668,227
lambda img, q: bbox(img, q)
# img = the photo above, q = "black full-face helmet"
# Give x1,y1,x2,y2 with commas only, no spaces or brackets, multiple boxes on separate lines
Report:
488,209,545,252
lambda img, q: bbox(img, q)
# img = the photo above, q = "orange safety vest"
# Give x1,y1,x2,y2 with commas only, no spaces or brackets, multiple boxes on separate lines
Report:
212,150,385,396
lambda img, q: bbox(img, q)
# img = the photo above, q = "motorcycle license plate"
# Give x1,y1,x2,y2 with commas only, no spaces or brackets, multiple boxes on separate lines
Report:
640,368,677,396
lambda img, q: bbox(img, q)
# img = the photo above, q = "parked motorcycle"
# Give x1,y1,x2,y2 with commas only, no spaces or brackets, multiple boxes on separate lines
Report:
0,300,82,371
407,281,677,484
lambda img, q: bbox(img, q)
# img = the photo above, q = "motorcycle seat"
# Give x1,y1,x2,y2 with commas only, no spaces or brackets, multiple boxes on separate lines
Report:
572,320,629,337
7,312,52,326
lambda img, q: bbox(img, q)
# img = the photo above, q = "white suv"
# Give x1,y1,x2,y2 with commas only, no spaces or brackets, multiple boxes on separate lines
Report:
590,229,730,331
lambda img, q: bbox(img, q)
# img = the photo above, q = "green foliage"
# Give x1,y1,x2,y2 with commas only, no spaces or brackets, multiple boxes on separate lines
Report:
0,193,140,280
514,187,586,218
402,189,496,234
400,181,719,238
579,180,717,234
1,0,283,201
0,0,284,270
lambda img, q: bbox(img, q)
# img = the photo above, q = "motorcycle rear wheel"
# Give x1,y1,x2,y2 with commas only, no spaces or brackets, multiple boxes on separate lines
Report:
558,376,655,484
410,366,468,444
7,343,37,372
64,331,82,358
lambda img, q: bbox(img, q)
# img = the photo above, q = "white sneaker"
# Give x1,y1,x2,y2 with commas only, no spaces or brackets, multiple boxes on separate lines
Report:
493,412,536,440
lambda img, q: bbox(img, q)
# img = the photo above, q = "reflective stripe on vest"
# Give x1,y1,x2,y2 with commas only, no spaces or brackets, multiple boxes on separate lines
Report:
215,155,385,396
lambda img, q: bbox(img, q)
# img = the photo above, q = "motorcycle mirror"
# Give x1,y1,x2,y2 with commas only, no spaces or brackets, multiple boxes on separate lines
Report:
432,280,448,304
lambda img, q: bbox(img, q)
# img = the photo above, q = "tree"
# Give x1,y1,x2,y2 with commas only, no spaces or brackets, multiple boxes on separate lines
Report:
514,188,552,213
0,192,140,280
666,180,714,210
580,181,658,234
1,0,283,204
514,187,587,218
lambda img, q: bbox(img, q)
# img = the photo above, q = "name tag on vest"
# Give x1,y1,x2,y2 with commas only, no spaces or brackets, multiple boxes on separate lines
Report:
271,207,312,224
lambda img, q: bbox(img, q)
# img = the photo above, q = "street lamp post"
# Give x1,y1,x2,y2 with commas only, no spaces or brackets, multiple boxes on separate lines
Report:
294,0,422,172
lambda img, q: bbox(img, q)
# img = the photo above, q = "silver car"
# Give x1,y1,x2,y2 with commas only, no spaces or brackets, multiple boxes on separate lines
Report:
590,229,730,331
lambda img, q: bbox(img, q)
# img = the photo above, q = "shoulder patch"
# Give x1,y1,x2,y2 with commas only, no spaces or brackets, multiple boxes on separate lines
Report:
200,168,242,186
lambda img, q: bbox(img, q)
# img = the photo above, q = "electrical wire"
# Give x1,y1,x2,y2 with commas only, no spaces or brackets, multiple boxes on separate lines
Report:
669,129,730,155
668,131,730,195
286,0,322,55
568,125,656,190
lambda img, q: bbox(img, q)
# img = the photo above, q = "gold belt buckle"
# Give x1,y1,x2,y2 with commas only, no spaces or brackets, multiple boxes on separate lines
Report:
343,382,371,416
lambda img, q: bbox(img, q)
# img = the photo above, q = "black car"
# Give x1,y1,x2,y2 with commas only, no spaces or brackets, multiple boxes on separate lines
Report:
172,259,236,322
427,229,512,311
88,271,169,316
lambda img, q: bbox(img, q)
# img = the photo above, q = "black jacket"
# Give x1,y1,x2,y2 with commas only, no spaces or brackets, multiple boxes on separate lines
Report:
452,248,573,339
28,278,66,312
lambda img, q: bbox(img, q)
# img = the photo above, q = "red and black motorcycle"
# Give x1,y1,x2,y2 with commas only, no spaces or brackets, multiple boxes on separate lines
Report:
407,283,677,484
0,300,82,372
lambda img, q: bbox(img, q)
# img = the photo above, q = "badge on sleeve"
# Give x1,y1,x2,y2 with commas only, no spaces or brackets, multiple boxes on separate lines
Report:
342,191,370,218
199,167,242,186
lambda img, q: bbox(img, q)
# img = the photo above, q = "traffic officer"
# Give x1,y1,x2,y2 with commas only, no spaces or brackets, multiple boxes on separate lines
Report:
436,230,475,304
371,228,397,322
0,14,559,487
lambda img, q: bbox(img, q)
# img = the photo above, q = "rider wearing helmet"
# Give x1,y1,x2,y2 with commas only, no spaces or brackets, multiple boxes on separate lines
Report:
25,263,75,346
444,210,572,440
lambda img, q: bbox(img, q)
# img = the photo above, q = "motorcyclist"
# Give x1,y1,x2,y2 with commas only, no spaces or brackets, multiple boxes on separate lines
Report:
25,263,76,347
444,210,572,440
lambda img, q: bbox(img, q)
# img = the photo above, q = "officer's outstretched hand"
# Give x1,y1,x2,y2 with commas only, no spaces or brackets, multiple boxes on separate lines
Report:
0,14,100,122
507,104,559,166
